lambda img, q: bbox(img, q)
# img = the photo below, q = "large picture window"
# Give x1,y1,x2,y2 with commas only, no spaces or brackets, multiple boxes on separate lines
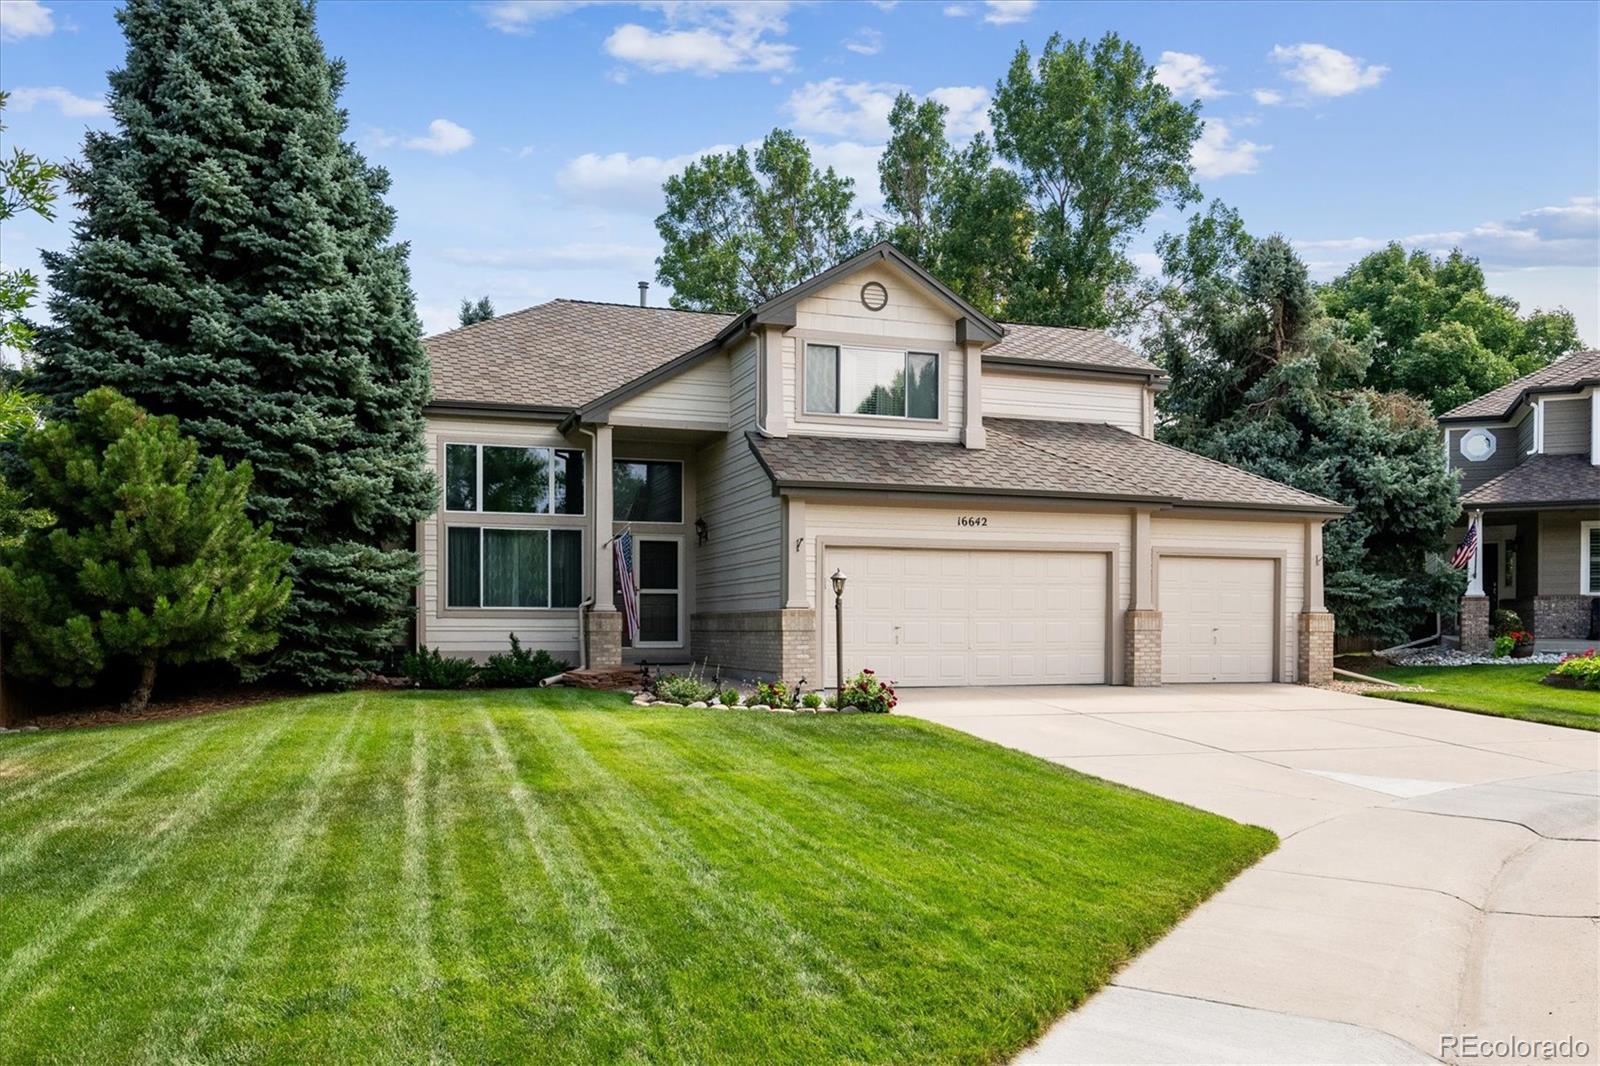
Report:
803,344,939,420
446,527,583,609
613,460,683,523
445,443,584,515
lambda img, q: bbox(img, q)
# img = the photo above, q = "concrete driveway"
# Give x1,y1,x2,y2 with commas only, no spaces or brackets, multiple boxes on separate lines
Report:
898,684,1599,1065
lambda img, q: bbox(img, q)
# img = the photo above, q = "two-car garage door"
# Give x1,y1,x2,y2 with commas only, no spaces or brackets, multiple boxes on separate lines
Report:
822,547,1108,687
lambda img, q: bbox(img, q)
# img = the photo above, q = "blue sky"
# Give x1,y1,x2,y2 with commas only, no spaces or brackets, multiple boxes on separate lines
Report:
3,0,1597,343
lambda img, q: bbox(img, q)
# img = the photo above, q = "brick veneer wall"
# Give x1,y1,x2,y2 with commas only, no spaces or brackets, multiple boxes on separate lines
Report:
584,609,622,668
1459,596,1491,653
1124,609,1162,686
1298,611,1335,685
691,609,818,684
1529,595,1598,640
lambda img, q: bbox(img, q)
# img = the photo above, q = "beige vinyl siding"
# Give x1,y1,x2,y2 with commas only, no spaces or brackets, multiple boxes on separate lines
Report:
1151,515,1307,682
982,368,1145,433
609,352,731,429
419,415,587,660
782,262,964,442
1542,397,1592,455
1447,425,1518,492
693,335,782,612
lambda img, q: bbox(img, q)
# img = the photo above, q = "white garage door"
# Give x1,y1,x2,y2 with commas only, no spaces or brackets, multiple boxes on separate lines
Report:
1160,556,1276,683
822,547,1107,687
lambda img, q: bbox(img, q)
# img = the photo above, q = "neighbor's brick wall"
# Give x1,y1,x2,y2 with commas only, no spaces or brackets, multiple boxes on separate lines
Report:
1124,610,1162,687
691,609,818,683
1459,596,1491,653
1528,595,1598,640
1298,611,1335,686
584,609,622,668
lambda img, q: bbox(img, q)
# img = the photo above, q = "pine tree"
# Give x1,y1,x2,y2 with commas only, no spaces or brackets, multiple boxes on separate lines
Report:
458,296,495,326
0,388,290,713
33,0,433,687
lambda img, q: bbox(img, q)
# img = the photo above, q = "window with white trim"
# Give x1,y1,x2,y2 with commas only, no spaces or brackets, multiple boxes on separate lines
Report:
803,343,939,420
444,443,584,515
1582,521,1600,596
613,459,683,523
446,527,583,609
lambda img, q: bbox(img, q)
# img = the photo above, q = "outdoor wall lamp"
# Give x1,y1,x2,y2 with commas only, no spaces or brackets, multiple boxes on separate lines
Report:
695,517,708,545
830,569,847,696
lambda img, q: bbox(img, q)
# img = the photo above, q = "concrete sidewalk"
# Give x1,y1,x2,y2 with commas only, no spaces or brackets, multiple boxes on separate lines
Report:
898,684,1599,1065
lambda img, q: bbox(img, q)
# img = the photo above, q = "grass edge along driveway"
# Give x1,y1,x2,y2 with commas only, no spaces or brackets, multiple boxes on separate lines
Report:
0,688,1273,1064
1365,662,1600,731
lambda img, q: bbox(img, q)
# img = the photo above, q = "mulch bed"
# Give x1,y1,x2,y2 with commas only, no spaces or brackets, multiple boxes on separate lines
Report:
12,686,302,732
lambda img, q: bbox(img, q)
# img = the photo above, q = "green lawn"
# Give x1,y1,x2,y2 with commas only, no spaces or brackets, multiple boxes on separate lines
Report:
1365,663,1600,731
0,689,1272,1065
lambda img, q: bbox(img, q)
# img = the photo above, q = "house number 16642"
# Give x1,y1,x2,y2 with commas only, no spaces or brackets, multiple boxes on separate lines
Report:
956,515,989,527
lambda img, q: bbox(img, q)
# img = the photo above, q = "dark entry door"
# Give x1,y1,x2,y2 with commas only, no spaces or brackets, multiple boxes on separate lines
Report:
1484,543,1500,615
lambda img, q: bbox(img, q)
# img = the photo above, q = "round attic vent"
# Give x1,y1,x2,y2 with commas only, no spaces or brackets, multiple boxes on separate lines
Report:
860,281,888,311
1460,428,1497,462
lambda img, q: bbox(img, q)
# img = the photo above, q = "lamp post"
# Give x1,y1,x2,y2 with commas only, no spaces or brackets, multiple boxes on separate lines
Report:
830,568,847,698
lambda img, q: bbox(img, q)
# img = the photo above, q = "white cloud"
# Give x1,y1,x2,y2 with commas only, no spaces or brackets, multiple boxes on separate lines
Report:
474,1,591,35
867,0,899,8
1270,43,1387,97
843,27,883,56
0,0,53,42
1154,51,1228,101
807,139,882,202
404,118,475,154
1190,119,1268,178
786,79,990,142
440,242,657,271
1252,88,1284,106
982,0,1035,24
1296,197,1600,271
5,85,107,117
604,3,796,75
942,4,973,16
556,143,738,209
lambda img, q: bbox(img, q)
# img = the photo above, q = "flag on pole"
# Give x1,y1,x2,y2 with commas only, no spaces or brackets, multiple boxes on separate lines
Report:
1450,516,1479,571
614,530,640,642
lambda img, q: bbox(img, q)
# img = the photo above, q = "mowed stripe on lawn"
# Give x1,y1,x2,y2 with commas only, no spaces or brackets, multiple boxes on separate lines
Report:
0,690,1274,1065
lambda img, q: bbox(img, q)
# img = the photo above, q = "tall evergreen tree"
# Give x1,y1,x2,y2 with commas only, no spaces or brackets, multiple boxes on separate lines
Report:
458,296,495,326
32,0,433,687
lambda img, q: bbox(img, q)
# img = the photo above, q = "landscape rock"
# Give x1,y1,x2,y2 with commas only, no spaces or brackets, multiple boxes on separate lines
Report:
750,704,770,712
1386,649,1578,667
688,701,709,709
840,706,861,714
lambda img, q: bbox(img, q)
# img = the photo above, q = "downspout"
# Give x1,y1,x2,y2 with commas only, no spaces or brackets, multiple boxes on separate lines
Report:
753,327,770,436
575,423,598,669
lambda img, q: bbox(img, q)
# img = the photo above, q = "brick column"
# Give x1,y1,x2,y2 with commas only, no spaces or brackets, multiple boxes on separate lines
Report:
1459,596,1491,654
585,609,622,668
1124,610,1162,686
1297,611,1335,686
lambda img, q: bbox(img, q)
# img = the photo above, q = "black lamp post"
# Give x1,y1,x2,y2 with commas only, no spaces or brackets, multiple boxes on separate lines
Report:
830,568,847,697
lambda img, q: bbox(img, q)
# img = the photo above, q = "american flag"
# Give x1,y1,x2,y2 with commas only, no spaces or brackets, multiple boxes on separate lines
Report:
614,530,640,642
1450,517,1479,571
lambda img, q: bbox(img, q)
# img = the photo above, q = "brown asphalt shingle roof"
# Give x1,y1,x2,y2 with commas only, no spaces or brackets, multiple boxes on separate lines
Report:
749,419,1347,513
1461,453,1600,509
424,299,1161,410
1439,350,1600,422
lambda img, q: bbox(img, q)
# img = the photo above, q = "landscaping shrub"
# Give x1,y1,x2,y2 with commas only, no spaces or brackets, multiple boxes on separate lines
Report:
653,672,718,705
1491,608,1523,637
719,688,741,706
1550,651,1600,690
801,692,823,709
402,646,478,689
1493,635,1515,658
752,679,793,708
478,634,569,688
839,669,897,713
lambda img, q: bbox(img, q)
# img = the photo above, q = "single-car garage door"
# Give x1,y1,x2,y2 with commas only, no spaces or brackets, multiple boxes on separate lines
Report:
1160,555,1276,683
823,547,1107,687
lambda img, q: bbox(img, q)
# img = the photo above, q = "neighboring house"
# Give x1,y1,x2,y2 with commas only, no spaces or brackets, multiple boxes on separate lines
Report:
1440,349,1600,650
419,243,1347,688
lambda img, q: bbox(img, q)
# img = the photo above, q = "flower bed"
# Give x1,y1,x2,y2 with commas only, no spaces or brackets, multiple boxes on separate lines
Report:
636,668,895,714
1386,649,1579,668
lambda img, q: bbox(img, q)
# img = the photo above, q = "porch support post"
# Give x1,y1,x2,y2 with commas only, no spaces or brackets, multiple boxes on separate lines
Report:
1465,509,1485,597
1124,509,1161,686
585,423,622,668
1297,519,1334,685
1459,508,1491,654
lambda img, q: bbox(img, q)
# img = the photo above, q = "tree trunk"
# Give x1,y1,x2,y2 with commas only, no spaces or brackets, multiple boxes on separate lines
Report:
124,657,158,715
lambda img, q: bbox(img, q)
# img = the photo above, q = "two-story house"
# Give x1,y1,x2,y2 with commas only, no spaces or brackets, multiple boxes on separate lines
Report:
1440,349,1600,651
417,243,1347,688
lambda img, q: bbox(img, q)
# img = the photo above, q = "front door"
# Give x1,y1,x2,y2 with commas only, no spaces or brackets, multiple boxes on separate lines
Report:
615,535,683,648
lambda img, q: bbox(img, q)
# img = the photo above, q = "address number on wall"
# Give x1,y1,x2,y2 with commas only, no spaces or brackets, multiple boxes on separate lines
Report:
956,515,989,527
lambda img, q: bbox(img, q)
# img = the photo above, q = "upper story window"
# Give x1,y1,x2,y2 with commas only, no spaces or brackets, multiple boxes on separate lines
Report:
614,459,683,523
1459,428,1497,462
804,343,939,420
445,443,585,515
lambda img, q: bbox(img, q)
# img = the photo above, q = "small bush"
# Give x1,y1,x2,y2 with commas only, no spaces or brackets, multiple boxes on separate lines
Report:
402,646,478,689
1551,651,1600,689
839,668,896,713
654,672,718,705
479,634,569,688
801,692,823,709
1493,634,1514,658
752,679,792,707
719,688,741,706
1491,608,1523,637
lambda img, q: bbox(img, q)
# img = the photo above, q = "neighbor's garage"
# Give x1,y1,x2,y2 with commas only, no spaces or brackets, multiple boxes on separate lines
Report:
1158,555,1276,683
822,547,1109,686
